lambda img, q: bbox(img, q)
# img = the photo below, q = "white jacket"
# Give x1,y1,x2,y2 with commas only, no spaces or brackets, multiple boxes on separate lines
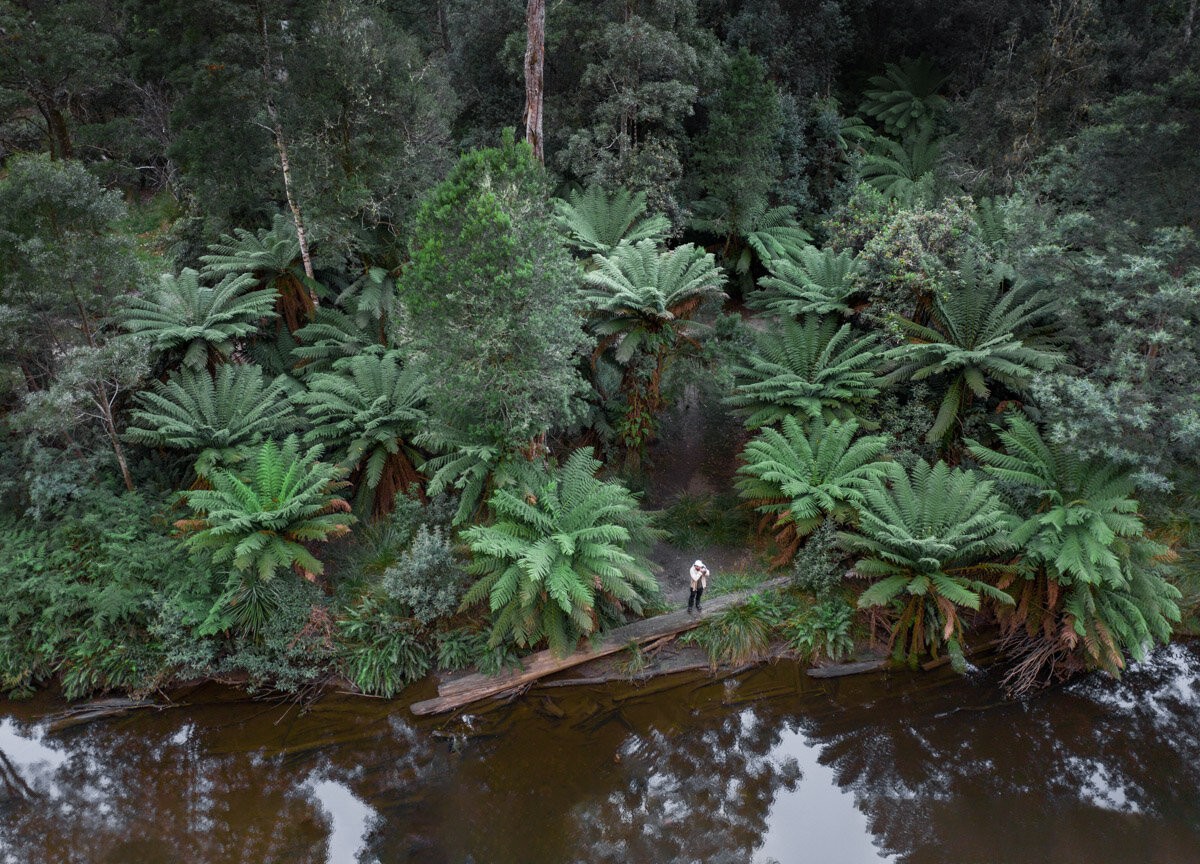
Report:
689,563,709,589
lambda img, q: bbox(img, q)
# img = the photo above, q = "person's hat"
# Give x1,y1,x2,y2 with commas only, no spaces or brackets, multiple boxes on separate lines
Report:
694,560,704,567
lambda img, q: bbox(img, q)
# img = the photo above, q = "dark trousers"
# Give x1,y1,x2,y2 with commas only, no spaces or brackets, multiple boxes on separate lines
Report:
688,585,704,610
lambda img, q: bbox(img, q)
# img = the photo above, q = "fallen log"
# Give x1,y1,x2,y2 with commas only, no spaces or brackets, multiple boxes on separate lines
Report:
806,659,887,679
412,576,791,715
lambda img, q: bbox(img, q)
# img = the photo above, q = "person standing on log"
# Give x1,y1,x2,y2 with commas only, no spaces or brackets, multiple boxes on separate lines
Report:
688,560,709,614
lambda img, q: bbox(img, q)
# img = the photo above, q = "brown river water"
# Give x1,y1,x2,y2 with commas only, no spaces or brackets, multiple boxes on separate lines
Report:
1,640,1198,864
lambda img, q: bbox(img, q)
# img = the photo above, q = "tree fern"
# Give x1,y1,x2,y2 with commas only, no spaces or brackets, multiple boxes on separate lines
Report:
553,185,671,256
736,417,895,564
199,213,318,331
177,435,353,585
119,268,276,371
461,448,663,655
727,314,883,430
291,307,375,379
297,347,428,517
861,127,941,202
967,415,1180,683
860,56,949,139
752,245,862,318
883,261,1063,444
841,459,1015,665
691,198,812,275
125,363,297,477
584,240,727,451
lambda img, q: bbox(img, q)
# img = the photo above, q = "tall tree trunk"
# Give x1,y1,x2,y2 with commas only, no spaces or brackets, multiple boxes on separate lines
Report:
258,6,318,292
37,101,74,160
523,0,545,163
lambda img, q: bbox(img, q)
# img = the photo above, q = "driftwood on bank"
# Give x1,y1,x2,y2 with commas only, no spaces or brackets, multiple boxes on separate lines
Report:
411,576,791,716
806,659,887,679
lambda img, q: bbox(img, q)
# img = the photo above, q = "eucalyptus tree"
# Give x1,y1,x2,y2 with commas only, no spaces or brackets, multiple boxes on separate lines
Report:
883,262,1063,444
297,347,428,517
461,448,663,656
726,314,882,431
582,239,726,451
967,415,1180,690
843,459,1015,666
735,417,895,565
125,363,297,478
119,268,277,372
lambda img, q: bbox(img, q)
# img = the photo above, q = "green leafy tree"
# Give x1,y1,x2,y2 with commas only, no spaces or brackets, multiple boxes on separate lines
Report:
967,415,1180,688
402,132,591,449
553,185,671,257
751,246,862,318
883,262,1063,444
0,1,119,160
461,448,663,655
727,314,882,431
1022,226,1200,490
0,154,143,394
125,363,297,478
298,348,428,517
177,435,354,584
843,459,1015,666
736,417,895,565
559,0,721,224
689,48,784,271
16,336,149,492
583,239,727,451
120,268,277,372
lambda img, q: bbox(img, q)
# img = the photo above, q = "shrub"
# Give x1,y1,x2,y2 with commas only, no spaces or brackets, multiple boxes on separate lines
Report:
381,524,466,625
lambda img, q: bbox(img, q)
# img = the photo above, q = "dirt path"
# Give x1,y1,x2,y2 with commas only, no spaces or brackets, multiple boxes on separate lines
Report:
640,383,756,607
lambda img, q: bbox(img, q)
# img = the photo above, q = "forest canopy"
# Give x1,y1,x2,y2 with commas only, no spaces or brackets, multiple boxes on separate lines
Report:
0,0,1197,701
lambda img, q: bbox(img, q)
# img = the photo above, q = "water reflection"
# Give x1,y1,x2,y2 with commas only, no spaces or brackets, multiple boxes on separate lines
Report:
0,643,1197,864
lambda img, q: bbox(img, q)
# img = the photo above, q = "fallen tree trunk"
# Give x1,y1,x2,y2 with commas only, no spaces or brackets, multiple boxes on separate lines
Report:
806,659,887,679
412,577,791,716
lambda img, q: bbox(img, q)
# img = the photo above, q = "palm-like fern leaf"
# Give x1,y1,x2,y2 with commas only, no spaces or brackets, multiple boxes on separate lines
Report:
861,126,941,202
291,307,375,379
860,56,949,138
966,415,1180,680
727,314,883,430
125,363,296,476
461,448,663,655
553,185,671,256
178,435,353,585
297,347,428,516
752,245,862,318
883,262,1063,443
736,417,896,564
120,268,276,371
199,213,317,331
841,459,1014,663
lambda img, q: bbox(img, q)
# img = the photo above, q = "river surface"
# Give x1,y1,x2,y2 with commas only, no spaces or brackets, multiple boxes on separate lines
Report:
1,641,1198,864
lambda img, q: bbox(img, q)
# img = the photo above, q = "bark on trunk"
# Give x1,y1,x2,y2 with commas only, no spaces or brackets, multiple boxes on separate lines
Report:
523,0,545,163
258,7,318,293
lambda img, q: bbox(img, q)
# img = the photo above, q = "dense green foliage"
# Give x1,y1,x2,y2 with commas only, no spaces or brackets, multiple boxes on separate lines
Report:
1,0,1195,700
461,449,663,656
